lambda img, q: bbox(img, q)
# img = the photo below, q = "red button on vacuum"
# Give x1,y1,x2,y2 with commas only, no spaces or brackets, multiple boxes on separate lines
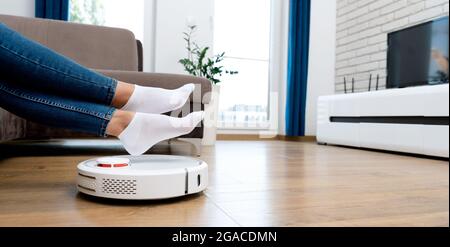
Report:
96,157,130,168
98,164,113,168
113,163,129,168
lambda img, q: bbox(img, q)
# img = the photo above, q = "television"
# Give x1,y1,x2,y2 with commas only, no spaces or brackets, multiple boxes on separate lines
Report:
387,16,449,88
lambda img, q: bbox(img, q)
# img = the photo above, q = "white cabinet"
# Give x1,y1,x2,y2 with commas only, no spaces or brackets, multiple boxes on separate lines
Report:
317,84,449,158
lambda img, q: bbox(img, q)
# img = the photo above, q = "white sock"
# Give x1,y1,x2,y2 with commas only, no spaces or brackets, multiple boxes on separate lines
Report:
118,111,204,155
121,84,195,114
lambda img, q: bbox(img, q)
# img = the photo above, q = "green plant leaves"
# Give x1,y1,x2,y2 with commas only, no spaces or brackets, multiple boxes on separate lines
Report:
178,26,238,85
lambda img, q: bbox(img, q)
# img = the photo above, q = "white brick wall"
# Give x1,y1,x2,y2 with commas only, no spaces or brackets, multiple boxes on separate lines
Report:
335,0,449,93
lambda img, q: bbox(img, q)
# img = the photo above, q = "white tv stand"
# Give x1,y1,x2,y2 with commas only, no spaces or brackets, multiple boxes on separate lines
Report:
317,84,449,158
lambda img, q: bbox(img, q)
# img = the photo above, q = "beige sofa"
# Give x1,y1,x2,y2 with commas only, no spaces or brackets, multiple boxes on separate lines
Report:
0,14,212,155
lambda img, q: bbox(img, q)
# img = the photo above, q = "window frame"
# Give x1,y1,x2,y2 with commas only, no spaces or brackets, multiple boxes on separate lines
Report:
216,0,287,134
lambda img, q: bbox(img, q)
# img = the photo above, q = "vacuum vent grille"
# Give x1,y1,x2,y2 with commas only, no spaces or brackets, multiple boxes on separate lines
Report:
101,178,137,195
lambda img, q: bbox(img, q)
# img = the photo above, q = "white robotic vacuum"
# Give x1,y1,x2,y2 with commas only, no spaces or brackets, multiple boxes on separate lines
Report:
77,155,208,200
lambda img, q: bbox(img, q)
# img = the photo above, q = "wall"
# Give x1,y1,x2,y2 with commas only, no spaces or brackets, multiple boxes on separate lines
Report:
143,0,157,72
305,0,337,136
272,0,290,136
153,0,214,74
0,0,35,17
335,0,449,93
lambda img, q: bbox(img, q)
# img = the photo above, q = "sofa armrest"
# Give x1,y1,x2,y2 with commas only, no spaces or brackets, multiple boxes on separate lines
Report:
96,70,212,104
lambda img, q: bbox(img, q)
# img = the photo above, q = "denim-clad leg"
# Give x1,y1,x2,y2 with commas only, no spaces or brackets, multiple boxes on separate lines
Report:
0,23,117,105
0,81,115,136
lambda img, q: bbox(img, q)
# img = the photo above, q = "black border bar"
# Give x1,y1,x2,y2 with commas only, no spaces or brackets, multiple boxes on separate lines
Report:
1,227,448,246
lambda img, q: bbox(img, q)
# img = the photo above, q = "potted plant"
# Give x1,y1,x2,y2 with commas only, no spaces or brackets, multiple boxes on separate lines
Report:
179,25,238,145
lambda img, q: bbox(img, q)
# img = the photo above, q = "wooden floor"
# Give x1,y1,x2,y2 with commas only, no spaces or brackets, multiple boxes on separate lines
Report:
0,140,448,227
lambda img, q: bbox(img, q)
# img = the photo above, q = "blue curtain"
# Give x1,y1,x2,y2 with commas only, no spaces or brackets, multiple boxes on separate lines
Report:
285,0,311,137
35,0,70,21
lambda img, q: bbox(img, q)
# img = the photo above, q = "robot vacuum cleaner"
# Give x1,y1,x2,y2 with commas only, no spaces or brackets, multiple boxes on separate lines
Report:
77,155,208,200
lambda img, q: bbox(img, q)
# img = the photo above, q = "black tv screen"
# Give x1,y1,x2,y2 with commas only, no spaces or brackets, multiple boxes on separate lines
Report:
387,16,449,88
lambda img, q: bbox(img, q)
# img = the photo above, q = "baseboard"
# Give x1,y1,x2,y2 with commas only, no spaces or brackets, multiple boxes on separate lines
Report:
216,134,278,141
277,136,317,142
217,134,317,142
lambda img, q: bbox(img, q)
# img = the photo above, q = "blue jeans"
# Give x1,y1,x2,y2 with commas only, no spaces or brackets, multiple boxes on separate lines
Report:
0,23,118,136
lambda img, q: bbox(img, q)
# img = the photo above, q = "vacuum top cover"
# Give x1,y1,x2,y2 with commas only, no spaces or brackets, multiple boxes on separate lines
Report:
80,155,204,175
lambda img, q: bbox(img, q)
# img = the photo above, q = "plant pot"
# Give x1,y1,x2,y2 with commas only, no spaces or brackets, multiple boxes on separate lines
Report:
202,84,221,146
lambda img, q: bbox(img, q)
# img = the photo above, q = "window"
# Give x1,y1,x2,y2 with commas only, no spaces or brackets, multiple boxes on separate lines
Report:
69,0,145,42
214,0,272,129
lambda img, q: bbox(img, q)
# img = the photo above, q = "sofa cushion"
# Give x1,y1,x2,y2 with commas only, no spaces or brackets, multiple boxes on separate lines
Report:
0,14,139,71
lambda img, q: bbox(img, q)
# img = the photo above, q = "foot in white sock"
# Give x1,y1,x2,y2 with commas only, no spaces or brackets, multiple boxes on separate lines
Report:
121,84,195,114
118,111,204,155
